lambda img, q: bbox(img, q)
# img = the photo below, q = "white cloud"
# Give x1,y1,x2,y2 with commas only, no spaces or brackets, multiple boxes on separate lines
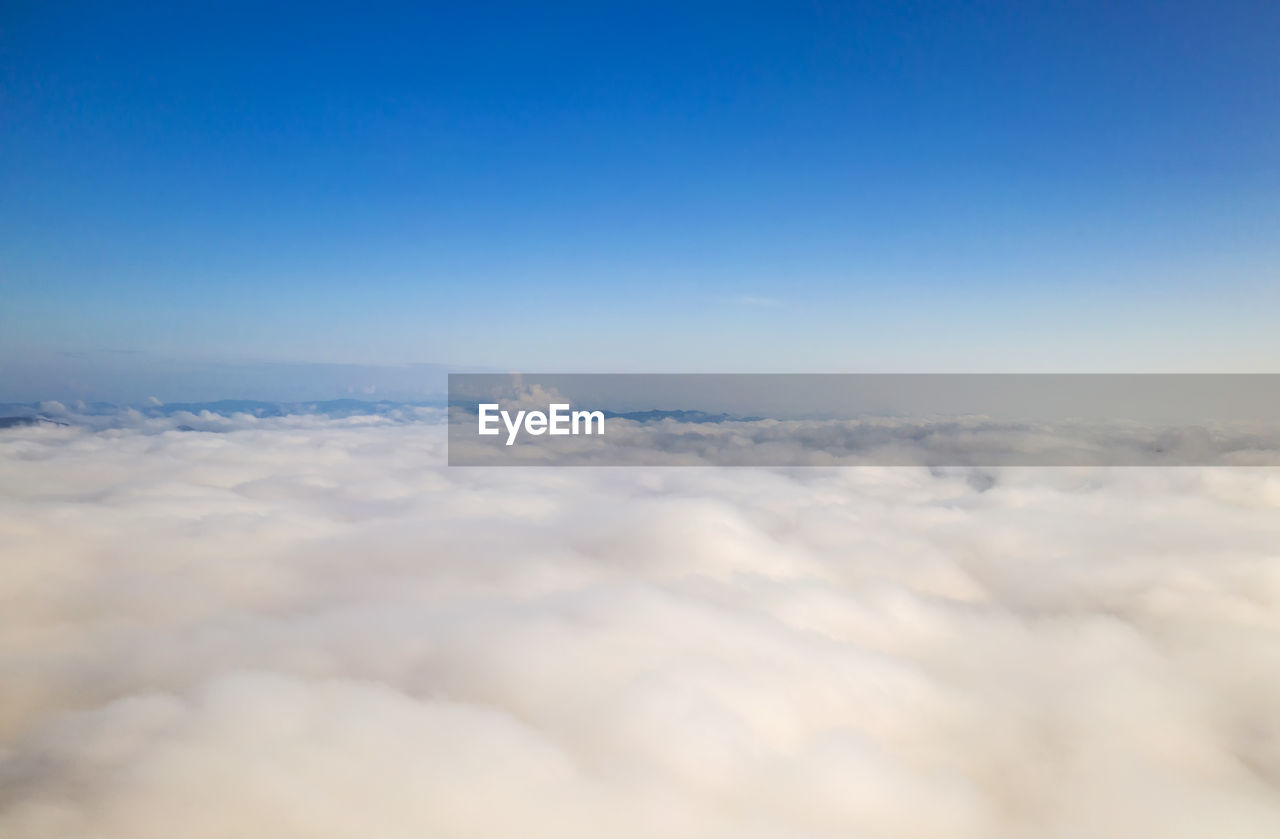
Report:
2,415,1280,837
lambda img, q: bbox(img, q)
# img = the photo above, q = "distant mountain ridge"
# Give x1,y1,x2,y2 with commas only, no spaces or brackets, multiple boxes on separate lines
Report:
0,398,445,420
0,415,71,429
0,399,761,429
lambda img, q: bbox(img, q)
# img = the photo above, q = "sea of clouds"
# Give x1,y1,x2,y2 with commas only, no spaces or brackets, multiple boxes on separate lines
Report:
3,409,1280,838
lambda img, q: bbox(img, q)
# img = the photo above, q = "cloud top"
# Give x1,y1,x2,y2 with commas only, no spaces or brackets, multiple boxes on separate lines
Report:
2,413,1280,837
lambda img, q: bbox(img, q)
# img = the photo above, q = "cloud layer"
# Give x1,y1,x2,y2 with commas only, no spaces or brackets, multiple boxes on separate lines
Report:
3,413,1280,837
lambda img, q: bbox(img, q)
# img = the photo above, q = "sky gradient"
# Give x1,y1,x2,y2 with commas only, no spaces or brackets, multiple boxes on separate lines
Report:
3,1,1278,400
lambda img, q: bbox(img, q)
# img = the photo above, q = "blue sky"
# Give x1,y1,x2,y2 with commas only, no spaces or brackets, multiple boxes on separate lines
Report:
2,1,1278,400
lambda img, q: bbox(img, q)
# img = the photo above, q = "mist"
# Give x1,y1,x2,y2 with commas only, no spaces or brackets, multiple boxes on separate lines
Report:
3,413,1279,837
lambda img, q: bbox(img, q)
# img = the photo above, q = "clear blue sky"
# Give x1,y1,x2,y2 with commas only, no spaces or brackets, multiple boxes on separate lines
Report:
2,1,1278,399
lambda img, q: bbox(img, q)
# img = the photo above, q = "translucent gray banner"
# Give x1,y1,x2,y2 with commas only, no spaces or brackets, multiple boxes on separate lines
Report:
448,374,1280,466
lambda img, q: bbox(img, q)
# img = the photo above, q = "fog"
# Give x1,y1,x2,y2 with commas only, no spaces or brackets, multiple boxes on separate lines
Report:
3,413,1280,837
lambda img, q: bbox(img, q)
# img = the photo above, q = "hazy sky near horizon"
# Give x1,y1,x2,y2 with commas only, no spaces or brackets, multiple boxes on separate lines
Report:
3,1,1279,397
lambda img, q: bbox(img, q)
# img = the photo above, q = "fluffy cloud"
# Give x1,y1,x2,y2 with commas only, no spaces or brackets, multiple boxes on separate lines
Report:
2,414,1280,838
